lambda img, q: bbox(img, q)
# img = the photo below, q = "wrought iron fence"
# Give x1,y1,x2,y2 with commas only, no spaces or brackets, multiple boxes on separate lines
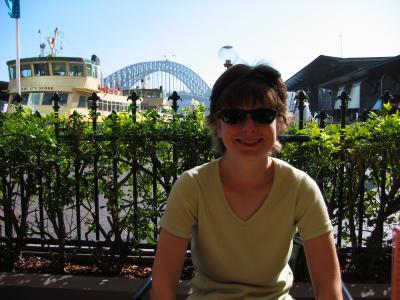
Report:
0,111,308,252
0,90,398,277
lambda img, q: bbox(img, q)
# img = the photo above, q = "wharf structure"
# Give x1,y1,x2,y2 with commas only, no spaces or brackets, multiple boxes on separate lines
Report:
285,55,400,121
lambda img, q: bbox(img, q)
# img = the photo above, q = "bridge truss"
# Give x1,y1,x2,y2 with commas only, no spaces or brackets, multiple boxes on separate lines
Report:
104,60,212,99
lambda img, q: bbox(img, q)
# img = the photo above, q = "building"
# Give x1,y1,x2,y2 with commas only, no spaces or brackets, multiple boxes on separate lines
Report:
285,55,400,121
123,87,169,112
0,81,9,112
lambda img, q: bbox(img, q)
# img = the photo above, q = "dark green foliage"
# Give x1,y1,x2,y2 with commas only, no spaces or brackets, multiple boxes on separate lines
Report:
0,104,399,280
281,106,400,280
0,105,214,274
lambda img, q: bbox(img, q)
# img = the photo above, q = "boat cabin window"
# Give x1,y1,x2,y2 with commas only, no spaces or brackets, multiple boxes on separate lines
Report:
11,92,29,104
29,93,42,105
21,93,29,105
52,63,67,76
87,99,93,109
34,63,50,77
40,92,68,106
8,66,16,80
11,92,68,106
42,93,54,105
21,64,33,78
86,64,98,78
78,95,87,107
94,65,99,78
86,64,93,77
88,98,104,109
69,63,84,77
83,98,126,112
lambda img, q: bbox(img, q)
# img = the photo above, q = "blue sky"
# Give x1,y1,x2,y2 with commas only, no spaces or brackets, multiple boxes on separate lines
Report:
1,0,399,87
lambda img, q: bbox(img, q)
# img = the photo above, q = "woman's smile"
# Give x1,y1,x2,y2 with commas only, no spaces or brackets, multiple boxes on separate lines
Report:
235,137,263,146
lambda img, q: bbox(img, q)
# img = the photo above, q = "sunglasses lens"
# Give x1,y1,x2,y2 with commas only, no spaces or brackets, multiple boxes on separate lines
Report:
218,108,277,125
252,109,277,124
219,110,245,124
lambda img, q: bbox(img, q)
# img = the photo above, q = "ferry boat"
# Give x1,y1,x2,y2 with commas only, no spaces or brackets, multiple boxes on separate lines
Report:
5,54,129,117
4,27,173,118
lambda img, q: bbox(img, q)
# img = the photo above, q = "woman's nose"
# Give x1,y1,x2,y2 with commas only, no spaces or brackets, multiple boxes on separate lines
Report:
242,114,257,130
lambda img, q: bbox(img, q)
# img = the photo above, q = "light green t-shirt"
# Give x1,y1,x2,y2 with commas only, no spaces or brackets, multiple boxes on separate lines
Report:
160,157,333,299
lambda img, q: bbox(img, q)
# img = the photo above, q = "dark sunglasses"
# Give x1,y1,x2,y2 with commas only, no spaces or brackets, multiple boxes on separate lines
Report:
217,108,277,125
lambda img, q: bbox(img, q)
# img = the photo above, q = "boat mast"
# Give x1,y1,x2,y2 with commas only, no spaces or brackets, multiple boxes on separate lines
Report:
38,29,46,57
48,27,58,57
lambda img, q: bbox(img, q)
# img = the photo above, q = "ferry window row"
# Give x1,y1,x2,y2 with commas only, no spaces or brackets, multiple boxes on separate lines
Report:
8,62,98,79
78,96,129,112
11,92,68,106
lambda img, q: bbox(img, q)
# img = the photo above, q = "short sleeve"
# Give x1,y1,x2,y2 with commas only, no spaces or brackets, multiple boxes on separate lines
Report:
295,174,333,240
160,172,198,239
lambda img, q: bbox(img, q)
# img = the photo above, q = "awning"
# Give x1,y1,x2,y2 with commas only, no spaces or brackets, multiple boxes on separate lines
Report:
334,82,360,109
348,81,361,109
287,92,296,112
372,98,382,110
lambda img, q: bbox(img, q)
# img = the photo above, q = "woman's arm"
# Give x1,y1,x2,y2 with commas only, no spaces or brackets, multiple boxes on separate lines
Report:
303,232,343,300
150,229,190,300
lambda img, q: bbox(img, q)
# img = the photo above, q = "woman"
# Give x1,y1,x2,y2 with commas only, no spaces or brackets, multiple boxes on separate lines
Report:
151,64,343,299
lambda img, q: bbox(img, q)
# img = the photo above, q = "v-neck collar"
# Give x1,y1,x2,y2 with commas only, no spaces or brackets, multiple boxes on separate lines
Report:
214,157,280,224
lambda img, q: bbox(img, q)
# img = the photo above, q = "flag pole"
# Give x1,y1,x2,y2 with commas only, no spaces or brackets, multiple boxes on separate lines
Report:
16,17,21,95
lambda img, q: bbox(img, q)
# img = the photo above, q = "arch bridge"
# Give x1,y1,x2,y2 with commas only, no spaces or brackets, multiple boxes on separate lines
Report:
104,61,212,102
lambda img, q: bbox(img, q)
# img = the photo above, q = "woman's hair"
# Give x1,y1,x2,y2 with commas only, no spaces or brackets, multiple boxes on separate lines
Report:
207,63,291,154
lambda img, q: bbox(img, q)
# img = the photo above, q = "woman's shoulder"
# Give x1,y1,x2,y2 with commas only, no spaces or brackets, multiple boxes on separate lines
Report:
273,157,304,176
170,159,219,203
182,159,219,180
272,157,314,185
273,158,321,197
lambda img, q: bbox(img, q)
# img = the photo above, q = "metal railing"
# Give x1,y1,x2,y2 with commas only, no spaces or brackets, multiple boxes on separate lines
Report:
0,90,397,283
0,107,309,254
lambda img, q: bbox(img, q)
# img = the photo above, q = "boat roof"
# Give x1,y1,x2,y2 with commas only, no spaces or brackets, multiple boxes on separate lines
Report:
7,56,99,66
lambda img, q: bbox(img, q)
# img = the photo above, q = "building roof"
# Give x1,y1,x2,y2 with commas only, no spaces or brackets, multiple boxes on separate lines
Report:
319,55,400,89
285,55,391,91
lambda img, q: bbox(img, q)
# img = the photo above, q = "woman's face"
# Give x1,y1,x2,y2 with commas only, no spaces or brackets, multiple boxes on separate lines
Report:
216,95,277,161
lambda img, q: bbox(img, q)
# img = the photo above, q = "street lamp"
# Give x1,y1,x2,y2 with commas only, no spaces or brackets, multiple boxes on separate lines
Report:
218,45,238,68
